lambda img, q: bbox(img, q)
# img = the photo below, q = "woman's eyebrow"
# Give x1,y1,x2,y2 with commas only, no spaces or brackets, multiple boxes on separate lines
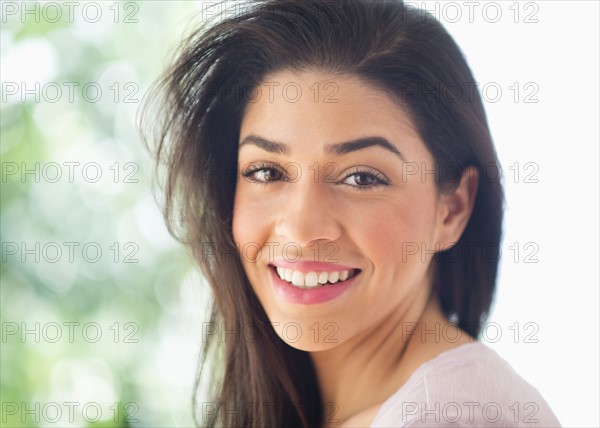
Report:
239,134,405,160
325,137,406,161
239,135,289,155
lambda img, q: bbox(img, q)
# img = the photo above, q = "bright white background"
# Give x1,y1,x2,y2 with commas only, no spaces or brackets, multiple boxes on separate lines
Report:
436,1,599,426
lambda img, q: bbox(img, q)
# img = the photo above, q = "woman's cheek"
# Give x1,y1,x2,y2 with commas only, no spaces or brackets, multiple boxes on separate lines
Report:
232,189,272,261
356,202,431,265
232,192,254,252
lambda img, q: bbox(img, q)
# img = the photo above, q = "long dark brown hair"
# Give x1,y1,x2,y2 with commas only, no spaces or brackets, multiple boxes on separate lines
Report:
139,1,504,426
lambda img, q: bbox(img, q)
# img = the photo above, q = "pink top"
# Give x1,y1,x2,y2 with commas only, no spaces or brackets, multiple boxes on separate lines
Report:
371,341,561,427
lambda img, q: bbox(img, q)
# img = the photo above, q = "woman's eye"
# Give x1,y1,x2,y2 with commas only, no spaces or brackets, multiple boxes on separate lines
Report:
340,170,389,189
242,166,284,183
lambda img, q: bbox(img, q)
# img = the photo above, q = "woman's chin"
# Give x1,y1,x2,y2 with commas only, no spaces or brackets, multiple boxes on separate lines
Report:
267,318,346,352
278,335,342,353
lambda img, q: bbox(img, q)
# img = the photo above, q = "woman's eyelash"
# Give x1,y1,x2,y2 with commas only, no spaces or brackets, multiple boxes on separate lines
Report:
339,167,391,190
241,163,286,183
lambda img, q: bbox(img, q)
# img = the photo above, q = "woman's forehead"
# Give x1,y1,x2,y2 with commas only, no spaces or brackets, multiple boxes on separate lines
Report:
238,69,425,159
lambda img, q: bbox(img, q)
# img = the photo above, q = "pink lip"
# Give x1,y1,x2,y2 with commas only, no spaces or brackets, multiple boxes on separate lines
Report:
269,265,359,305
270,258,357,273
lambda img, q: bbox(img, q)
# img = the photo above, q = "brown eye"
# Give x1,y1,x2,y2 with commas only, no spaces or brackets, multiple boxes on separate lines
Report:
254,168,283,182
340,168,390,190
242,164,286,184
348,173,377,187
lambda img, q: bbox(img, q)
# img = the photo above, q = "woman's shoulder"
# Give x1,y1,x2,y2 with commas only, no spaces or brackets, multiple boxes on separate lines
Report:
370,341,561,427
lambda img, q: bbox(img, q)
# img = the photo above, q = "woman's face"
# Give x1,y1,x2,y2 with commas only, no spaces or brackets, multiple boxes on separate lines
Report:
233,69,463,351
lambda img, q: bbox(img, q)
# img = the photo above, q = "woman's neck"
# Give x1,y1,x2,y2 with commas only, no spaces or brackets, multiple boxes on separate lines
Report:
310,289,474,427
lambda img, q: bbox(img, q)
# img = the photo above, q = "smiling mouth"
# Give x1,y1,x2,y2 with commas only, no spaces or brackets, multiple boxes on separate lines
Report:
270,265,361,289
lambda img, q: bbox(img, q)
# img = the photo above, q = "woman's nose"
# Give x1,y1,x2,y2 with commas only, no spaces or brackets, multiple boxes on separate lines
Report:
274,182,342,248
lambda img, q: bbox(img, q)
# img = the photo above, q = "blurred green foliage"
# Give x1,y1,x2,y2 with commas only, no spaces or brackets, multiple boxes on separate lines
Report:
1,2,211,426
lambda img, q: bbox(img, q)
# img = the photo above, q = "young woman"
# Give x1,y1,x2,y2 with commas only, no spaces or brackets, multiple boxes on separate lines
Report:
140,1,561,426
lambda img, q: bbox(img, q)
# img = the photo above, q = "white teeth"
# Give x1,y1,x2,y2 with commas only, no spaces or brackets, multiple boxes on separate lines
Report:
328,271,340,283
291,271,304,286
305,272,319,287
274,267,356,288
